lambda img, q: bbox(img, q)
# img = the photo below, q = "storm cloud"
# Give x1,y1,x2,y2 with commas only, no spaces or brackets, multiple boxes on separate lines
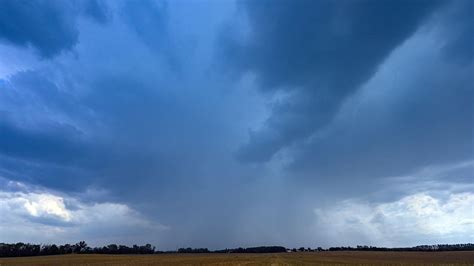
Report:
226,0,445,162
0,0,472,249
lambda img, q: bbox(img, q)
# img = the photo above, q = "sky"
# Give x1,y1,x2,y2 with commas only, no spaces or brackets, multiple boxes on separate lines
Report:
0,0,473,249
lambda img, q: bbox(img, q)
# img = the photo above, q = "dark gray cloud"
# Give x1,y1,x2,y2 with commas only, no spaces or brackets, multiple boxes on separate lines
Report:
0,0,107,58
292,43,473,191
0,70,96,162
288,0,474,188
224,0,444,162
0,117,85,165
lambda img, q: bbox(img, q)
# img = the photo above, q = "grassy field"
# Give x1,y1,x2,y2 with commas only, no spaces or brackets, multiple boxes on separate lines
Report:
1,251,473,265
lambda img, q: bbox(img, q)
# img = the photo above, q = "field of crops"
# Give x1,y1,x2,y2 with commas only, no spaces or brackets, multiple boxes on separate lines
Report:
1,251,474,265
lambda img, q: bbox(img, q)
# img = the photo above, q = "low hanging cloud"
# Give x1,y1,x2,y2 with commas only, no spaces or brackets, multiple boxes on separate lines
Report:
0,180,168,246
314,192,474,247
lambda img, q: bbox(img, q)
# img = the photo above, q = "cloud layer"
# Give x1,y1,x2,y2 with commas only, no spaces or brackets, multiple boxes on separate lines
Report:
0,179,167,246
0,0,472,248
314,192,474,247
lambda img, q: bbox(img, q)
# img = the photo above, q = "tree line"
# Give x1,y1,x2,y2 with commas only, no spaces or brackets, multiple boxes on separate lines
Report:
0,242,473,257
327,244,474,252
0,242,155,257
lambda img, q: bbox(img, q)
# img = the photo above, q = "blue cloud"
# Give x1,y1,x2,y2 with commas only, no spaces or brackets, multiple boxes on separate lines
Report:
0,0,472,249
224,0,444,162
0,0,108,58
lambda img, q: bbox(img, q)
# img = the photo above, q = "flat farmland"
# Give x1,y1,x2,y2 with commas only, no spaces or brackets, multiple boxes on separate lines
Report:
1,251,473,266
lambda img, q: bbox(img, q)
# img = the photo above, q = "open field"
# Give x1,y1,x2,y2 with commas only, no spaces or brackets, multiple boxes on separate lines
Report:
1,251,474,266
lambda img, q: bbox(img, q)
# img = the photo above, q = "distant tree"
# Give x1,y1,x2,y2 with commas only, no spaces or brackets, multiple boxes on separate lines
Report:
107,244,118,254
51,244,59,255
73,241,88,253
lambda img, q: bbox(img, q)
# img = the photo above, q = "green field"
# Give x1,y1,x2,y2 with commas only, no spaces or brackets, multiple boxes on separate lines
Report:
1,251,473,265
